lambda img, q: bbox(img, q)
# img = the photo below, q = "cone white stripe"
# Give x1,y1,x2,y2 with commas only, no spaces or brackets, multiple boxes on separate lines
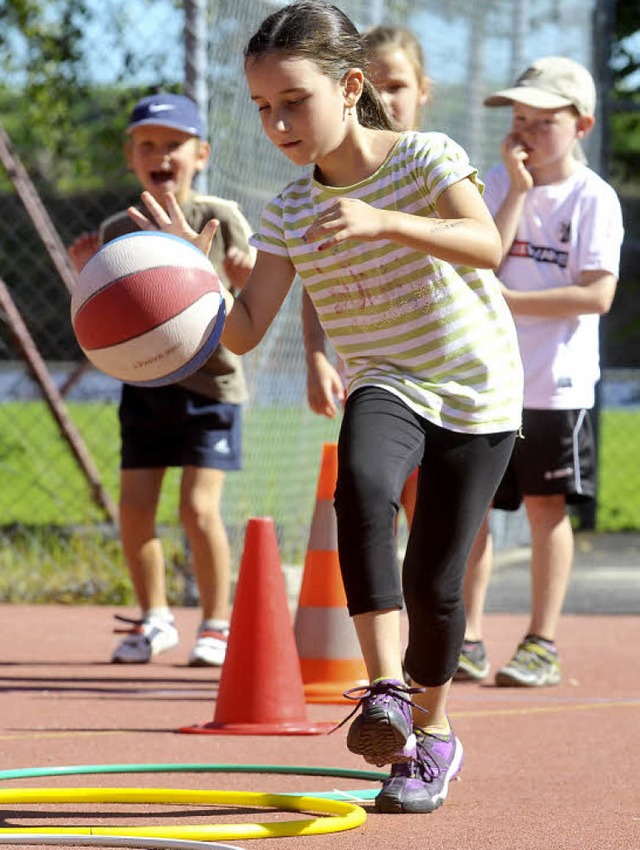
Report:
294,607,359,659
307,500,338,551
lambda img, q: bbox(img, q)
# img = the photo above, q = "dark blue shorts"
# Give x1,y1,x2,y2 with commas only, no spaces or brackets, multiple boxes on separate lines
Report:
119,383,242,470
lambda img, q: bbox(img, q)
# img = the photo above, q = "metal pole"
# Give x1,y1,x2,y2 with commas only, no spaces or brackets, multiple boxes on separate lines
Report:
0,276,118,525
510,0,529,80
465,5,486,165
0,122,78,295
577,0,617,532
184,0,209,193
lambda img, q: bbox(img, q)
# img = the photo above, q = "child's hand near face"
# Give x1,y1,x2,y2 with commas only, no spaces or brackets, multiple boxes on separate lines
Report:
500,133,534,194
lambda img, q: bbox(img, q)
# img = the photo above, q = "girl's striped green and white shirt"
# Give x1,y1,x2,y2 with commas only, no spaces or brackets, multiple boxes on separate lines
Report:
251,131,523,435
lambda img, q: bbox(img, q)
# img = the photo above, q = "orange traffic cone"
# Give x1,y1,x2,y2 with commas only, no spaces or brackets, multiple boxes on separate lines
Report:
179,516,333,735
294,443,368,704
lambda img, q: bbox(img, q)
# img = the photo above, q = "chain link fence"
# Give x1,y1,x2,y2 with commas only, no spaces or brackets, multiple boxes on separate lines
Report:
0,0,636,604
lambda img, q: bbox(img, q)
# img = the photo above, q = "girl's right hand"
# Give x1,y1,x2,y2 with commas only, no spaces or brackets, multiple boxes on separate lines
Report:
500,133,533,193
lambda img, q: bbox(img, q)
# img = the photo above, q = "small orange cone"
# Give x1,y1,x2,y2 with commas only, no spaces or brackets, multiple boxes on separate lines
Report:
294,443,368,704
179,516,333,735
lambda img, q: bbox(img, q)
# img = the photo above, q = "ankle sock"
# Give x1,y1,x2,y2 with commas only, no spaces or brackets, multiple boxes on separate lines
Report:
526,634,557,653
200,619,229,634
145,607,172,622
418,719,451,738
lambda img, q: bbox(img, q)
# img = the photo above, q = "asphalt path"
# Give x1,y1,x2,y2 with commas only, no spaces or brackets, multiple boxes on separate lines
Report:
486,531,640,615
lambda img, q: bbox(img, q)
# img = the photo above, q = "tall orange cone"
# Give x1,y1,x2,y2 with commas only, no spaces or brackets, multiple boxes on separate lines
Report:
294,443,368,703
179,517,333,735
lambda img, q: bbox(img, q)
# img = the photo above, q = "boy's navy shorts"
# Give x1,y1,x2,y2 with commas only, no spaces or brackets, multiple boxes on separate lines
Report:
119,384,242,471
493,408,595,510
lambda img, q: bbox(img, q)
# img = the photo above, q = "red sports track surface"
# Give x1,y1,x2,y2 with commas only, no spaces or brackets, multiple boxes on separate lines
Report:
1,602,638,850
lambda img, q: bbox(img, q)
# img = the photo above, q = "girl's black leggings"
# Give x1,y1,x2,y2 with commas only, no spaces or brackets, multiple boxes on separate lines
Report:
334,387,516,686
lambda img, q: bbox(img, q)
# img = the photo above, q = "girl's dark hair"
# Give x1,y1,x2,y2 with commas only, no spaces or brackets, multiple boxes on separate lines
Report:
244,0,395,131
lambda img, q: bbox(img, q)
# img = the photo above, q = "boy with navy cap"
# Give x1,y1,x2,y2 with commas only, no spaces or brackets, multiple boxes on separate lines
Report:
127,92,207,138
455,58,624,686
69,92,254,667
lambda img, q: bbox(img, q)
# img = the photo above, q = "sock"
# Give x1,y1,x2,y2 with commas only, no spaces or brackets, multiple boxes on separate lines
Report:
526,634,557,653
371,675,404,686
200,618,229,634
145,607,172,622
417,718,451,738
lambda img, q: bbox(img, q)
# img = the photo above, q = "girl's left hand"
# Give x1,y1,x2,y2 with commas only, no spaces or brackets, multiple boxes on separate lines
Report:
223,246,254,291
128,191,219,257
304,198,385,251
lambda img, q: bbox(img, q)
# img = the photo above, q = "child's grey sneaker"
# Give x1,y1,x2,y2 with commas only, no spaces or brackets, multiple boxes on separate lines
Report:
454,639,490,681
343,678,424,767
111,614,179,664
375,726,463,814
188,626,229,667
495,636,561,687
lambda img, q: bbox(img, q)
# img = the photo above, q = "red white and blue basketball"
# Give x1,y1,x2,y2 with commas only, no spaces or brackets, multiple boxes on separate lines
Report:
70,231,226,386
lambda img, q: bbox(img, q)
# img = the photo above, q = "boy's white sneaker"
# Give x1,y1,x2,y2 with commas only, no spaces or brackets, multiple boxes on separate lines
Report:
188,627,229,667
111,614,179,664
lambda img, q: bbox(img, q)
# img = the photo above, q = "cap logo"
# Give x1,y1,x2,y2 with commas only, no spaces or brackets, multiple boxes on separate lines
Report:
518,68,543,85
127,93,206,137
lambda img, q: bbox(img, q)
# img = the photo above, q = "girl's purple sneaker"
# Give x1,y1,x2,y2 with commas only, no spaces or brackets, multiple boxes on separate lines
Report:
375,726,464,813
343,678,425,767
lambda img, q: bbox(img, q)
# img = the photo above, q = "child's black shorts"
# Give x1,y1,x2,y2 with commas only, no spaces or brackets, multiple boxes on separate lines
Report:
493,408,595,510
119,383,242,471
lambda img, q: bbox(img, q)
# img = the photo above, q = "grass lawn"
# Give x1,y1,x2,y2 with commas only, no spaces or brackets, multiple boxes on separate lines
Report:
0,401,637,530
0,399,340,602
597,409,640,530
0,401,637,603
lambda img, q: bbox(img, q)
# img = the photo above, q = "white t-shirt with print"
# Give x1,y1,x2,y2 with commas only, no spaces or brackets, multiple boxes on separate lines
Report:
483,163,624,409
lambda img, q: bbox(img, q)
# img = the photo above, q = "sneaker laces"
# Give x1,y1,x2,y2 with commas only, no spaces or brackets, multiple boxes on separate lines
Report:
112,614,174,636
512,640,555,671
394,729,444,782
113,614,145,635
331,679,427,735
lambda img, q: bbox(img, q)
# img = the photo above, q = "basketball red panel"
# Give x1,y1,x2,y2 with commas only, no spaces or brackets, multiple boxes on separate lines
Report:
73,265,219,350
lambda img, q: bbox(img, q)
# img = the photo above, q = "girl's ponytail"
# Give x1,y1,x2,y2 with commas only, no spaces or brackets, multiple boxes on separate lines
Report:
358,77,396,131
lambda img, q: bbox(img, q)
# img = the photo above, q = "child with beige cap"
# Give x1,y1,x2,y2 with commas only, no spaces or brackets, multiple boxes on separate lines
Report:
456,57,624,687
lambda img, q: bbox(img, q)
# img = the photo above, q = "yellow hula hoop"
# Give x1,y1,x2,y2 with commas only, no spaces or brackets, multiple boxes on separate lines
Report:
0,787,366,840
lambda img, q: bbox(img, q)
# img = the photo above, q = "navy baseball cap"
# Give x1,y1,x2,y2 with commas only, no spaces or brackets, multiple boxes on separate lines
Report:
127,93,206,138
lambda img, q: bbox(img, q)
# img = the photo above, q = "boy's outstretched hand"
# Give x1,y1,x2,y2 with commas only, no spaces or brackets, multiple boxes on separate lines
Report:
128,191,219,258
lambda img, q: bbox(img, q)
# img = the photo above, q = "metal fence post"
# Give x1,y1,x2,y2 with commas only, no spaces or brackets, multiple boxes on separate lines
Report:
184,0,210,193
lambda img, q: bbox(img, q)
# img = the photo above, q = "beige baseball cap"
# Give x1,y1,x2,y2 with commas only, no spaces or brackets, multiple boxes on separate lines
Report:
484,56,596,117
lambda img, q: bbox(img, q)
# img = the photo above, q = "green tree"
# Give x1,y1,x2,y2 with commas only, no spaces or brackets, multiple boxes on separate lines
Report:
0,0,106,188
610,4,640,183
0,0,180,192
